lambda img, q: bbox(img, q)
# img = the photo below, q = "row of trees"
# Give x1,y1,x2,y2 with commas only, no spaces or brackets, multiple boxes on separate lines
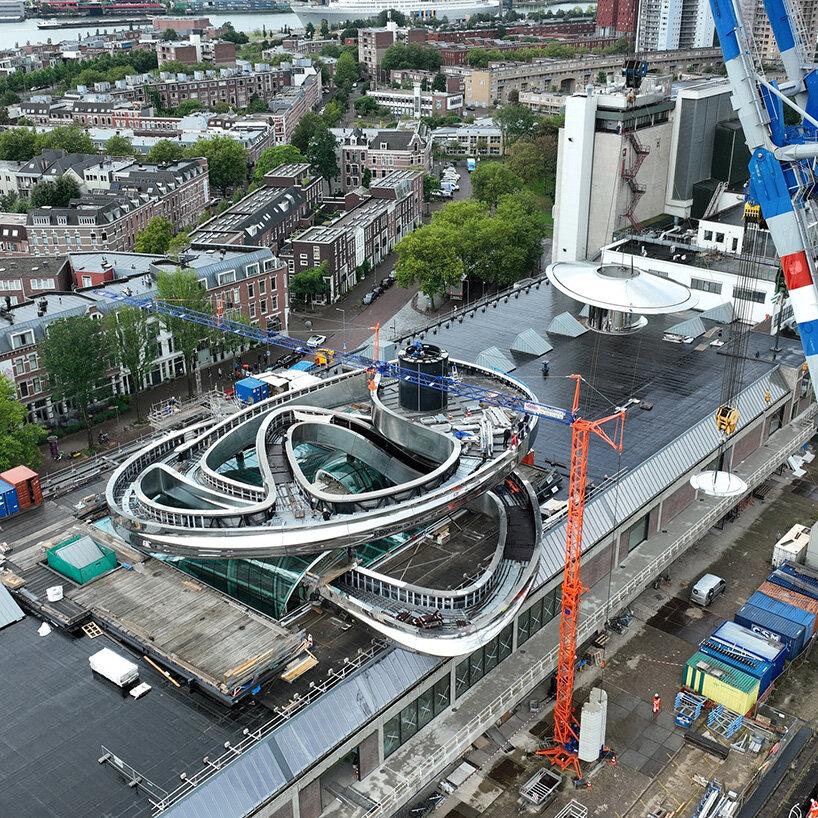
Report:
36,268,225,448
381,42,443,75
394,187,546,308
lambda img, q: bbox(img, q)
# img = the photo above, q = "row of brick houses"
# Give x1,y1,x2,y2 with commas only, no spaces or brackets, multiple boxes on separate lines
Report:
24,155,210,255
0,246,289,425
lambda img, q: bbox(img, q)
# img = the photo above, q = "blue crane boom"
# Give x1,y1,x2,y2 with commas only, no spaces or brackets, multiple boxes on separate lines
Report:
97,289,575,424
709,0,818,390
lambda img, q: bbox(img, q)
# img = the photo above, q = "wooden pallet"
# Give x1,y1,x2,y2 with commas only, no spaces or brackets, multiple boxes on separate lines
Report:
82,621,104,639
280,651,318,683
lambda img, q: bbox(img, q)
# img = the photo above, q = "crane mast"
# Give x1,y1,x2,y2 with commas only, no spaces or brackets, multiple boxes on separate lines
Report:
709,0,818,392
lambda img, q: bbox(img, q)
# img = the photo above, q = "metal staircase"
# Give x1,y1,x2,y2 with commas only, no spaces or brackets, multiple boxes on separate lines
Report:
621,129,650,233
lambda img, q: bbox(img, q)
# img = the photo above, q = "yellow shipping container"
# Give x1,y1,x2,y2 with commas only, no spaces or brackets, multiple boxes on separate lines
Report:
683,651,759,714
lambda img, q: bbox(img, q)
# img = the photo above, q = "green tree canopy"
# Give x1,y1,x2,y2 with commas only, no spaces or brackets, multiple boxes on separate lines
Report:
104,134,134,156
246,93,269,113
381,42,442,74
422,172,441,202
354,95,380,116
0,128,38,161
471,162,524,208
156,268,213,397
307,123,339,181
161,28,178,41
105,305,159,421
493,103,542,142
0,374,42,470
29,175,81,209
183,135,247,194
291,111,322,155
147,138,185,164
175,99,204,117
221,23,249,44
506,135,558,195
39,314,110,448
432,72,447,91
334,50,360,88
135,215,174,254
251,144,306,184
290,263,330,309
38,124,95,154
323,99,344,126
394,224,463,309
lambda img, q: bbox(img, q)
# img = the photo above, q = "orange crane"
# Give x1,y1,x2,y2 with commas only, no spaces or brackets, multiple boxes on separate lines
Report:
537,375,625,778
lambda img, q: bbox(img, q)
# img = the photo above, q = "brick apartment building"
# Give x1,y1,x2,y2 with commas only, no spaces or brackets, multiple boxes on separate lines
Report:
192,163,323,250
359,25,428,81
157,35,236,68
26,157,209,255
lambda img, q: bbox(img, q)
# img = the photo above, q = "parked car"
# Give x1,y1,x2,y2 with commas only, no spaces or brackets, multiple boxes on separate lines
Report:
362,291,377,305
380,276,394,289
306,334,327,348
276,352,301,368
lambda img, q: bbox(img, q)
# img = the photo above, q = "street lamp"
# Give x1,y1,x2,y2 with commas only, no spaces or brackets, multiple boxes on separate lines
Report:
335,307,346,351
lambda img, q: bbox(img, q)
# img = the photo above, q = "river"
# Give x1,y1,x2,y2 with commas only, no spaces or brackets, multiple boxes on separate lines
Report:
0,2,595,49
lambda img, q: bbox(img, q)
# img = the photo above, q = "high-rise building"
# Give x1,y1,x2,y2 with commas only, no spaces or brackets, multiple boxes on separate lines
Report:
741,0,818,61
636,0,714,50
596,0,639,37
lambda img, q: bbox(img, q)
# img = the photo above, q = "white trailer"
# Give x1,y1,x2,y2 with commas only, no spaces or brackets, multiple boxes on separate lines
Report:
89,648,139,688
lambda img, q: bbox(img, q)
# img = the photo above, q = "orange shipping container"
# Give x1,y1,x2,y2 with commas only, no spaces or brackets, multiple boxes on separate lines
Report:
0,466,41,509
758,580,818,634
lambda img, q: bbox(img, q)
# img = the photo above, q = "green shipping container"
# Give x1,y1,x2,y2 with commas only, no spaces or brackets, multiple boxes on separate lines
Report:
47,535,117,585
683,650,759,714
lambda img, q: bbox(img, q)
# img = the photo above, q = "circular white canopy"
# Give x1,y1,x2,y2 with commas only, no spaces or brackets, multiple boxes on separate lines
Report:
547,262,697,314
690,470,748,498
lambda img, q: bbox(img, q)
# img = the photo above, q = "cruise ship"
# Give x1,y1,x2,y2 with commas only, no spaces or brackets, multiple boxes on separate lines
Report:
291,0,500,26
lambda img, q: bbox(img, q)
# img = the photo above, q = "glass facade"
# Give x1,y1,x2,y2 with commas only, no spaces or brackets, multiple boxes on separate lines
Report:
517,585,562,647
454,623,514,698
384,675,450,758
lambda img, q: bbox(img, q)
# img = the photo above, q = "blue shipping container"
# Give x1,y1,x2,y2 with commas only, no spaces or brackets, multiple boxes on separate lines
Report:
235,377,269,405
734,603,808,657
289,361,314,372
711,620,787,679
748,590,816,634
0,477,19,518
699,637,777,694
769,563,818,601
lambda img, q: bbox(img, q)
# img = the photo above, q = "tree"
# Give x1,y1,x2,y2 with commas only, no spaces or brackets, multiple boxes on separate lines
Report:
323,100,344,126
147,139,185,164
334,50,359,89
320,43,341,58
320,18,330,38
394,224,463,310
354,95,379,116
156,268,213,397
493,104,541,142
290,263,330,309
432,72,447,91
291,111,322,155
38,124,95,154
184,136,247,194
0,374,42,470
175,99,204,117
307,124,339,181
422,172,441,202
305,22,315,39
29,176,81,209
104,134,134,156
251,144,306,184
162,28,179,41
381,42,442,74
246,93,269,113
39,315,110,449
135,215,174,254
506,135,558,195
0,128,38,161
362,167,371,187
471,162,523,208
105,306,159,421
507,89,519,104
167,229,191,258
221,23,249,44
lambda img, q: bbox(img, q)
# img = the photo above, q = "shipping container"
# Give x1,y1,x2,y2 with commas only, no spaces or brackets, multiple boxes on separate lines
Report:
772,524,810,567
748,590,816,635
699,636,777,695
0,478,19,519
711,620,787,679
0,465,42,509
734,602,808,657
758,581,818,633
235,377,269,406
769,561,818,601
683,650,759,714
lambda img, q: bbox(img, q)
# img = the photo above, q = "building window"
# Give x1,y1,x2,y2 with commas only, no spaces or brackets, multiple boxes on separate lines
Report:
454,623,515,698
733,287,765,304
517,586,561,647
10,329,34,349
689,278,722,295
625,513,649,552
247,282,254,298
259,278,266,295
715,232,725,243
249,303,256,318
260,299,267,315
383,675,450,759
703,230,713,241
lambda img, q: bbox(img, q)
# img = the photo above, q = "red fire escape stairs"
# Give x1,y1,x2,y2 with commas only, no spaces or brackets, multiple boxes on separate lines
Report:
621,129,650,233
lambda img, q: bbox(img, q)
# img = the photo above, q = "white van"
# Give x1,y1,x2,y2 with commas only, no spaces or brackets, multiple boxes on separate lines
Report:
691,574,726,607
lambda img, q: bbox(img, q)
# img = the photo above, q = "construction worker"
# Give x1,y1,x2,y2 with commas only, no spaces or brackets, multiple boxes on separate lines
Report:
808,798,818,818
652,693,661,714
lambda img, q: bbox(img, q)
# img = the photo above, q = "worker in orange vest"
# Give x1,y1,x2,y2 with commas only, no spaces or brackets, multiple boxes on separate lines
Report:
807,797,818,818
652,693,661,714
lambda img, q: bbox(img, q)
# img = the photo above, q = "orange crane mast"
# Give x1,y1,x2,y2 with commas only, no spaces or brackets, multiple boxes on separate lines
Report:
538,375,625,778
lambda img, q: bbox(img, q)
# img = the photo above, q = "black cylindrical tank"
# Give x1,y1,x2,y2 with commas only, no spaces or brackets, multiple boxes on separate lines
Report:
398,342,449,412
